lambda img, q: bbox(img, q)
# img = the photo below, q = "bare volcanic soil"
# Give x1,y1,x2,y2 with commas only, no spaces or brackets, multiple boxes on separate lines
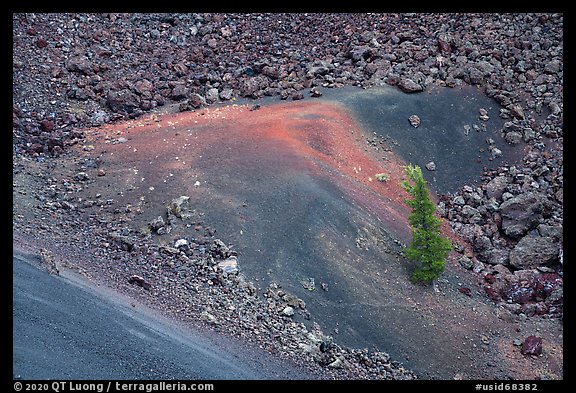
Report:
14,92,562,380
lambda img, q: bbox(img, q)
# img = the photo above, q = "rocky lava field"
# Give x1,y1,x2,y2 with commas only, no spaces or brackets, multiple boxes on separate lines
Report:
13,13,563,380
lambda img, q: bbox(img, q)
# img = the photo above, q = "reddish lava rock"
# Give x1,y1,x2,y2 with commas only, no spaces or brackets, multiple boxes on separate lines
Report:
35,38,48,48
533,273,563,299
484,286,501,302
521,335,543,356
458,287,472,297
40,119,54,132
484,273,497,284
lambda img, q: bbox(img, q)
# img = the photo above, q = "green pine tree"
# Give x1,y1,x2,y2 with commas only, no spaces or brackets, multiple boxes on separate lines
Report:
401,164,452,284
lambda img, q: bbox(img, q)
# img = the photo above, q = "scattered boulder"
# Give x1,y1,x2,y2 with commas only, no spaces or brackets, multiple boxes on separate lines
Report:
262,65,280,79
306,60,332,77
461,205,480,219
291,91,304,100
475,244,510,266
437,35,452,54
348,45,371,62
520,336,543,356
210,238,231,259
505,131,523,145
453,195,465,206
74,171,90,181
281,306,295,317
544,59,561,74
174,238,189,250
486,248,510,266
509,104,526,120
468,67,484,85
148,216,166,233
173,62,189,77
159,245,180,256
167,196,192,219
128,274,151,290
238,76,266,98
473,235,492,258
35,38,48,48
40,248,60,276
40,119,54,132
108,232,136,252
398,78,423,93
327,356,344,368
408,115,421,128
219,88,234,101
217,256,239,274
490,266,563,316
201,310,218,325
458,287,472,297
537,224,563,240
489,146,503,159
504,283,535,305
484,286,501,302
134,79,154,96
310,87,323,97
281,292,306,309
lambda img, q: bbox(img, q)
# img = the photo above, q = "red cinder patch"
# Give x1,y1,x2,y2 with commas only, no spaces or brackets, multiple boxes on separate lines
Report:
87,101,415,240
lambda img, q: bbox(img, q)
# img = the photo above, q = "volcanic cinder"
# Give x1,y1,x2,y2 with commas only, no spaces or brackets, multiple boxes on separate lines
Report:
76,85,527,378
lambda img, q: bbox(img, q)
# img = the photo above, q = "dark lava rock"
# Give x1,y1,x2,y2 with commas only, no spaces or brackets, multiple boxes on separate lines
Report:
106,89,140,114
485,175,510,200
437,35,452,54
509,235,559,269
66,56,94,75
128,274,151,290
170,85,190,101
499,192,546,238
292,92,304,100
134,79,154,96
40,119,54,132
210,239,231,259
189,93,206,109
